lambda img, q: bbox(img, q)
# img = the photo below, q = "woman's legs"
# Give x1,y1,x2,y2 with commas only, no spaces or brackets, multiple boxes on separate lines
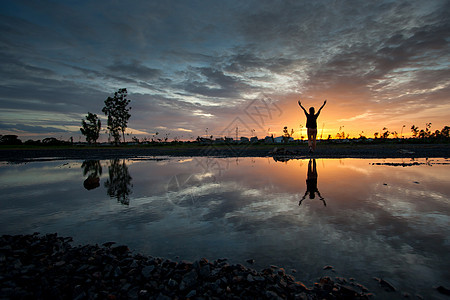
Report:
307,130,313,150
312,129,317,151
307,128,318,152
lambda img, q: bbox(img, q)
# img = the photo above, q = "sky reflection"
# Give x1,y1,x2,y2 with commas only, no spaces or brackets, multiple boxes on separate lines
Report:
0,157,449,298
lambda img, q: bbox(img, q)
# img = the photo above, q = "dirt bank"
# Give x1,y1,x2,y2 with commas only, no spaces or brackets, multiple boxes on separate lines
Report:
0,143,449,162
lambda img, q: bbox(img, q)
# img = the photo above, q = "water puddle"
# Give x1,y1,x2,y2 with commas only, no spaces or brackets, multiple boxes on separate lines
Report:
0,157,449,298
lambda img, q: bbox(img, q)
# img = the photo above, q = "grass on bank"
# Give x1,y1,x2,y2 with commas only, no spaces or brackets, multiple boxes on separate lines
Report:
1,137,449,152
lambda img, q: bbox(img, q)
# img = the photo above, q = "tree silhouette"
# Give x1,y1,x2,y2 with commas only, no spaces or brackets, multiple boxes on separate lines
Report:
425,122,432,138
82,160,102,178
282,126,294,143
411,125,419,138
0,135,22,145
441,126,450,138
381,127,390,139
80,112,101,144
102,88,131,145
104,159,133,205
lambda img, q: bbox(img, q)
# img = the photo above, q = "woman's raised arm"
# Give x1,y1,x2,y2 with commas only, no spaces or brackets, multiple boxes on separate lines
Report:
298,100,308,115
317,99,327,115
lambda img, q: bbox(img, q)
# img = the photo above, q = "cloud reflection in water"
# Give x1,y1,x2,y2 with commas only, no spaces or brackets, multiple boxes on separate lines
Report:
0,157,448,297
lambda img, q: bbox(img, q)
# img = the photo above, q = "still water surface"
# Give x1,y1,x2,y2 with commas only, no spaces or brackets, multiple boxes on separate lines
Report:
0,157,449,298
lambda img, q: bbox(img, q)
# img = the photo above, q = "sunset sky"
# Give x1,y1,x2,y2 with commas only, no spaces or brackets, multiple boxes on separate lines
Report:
1,0,449,141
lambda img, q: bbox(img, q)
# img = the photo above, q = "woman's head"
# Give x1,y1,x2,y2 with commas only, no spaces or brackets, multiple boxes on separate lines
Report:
309,107,315,114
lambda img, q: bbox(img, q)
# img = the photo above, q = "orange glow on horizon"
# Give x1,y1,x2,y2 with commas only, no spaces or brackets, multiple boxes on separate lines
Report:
248,95,446,140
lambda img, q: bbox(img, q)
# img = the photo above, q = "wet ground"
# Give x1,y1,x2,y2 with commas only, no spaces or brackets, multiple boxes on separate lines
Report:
0,143,449,162
1,156,449,298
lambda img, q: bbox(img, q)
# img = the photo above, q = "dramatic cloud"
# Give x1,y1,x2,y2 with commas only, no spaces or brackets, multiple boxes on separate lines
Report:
0,0,448,140
0,122,67,134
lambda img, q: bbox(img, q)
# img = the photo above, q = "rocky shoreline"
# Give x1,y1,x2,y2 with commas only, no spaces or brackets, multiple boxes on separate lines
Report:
0,233,373,299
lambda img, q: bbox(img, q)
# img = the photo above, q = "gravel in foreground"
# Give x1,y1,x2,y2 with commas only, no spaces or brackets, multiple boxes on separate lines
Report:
0,233,373,299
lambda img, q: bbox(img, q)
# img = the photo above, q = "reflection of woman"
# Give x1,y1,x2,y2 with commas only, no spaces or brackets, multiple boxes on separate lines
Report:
298,99,326,153
299,159,326,206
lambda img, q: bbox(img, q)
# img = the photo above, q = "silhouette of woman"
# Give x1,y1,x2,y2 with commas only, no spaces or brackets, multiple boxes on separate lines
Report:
299,159,326,206
298,99,326,153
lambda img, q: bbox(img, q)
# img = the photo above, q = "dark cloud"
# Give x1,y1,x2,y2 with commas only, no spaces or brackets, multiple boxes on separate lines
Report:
303,14,450,104
0,0,448,139
180,67,251,98
223,51,300,74
106,60,162,81
375,22,450,72
0,54,55,78
0,79,104,115
0,122,67,134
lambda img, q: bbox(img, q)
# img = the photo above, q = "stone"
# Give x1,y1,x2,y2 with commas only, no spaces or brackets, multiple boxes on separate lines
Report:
211,267,221,277
295,281,309,291
54,261,65,267
335,276,347,283
0,234,375,300
73,285,86,300
156,293,171,300
121,283,131,292
127,287,139,300
111,245,129,255
168,278,178,288
339,285,358,297
104,264,113,274
193,260,201,271
77,264,90,273
379,278,396,292
142,265,155,278
357,283,369,292
113,266,122,277
130,260,138,268
265,290,282,300
278,278,287,288
262,268,274,275
181,270,198,289
199,264,211,278
102,242,116,247
318,276,334,292
270,265,279,269
437,286,450,296
186,289,197,298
